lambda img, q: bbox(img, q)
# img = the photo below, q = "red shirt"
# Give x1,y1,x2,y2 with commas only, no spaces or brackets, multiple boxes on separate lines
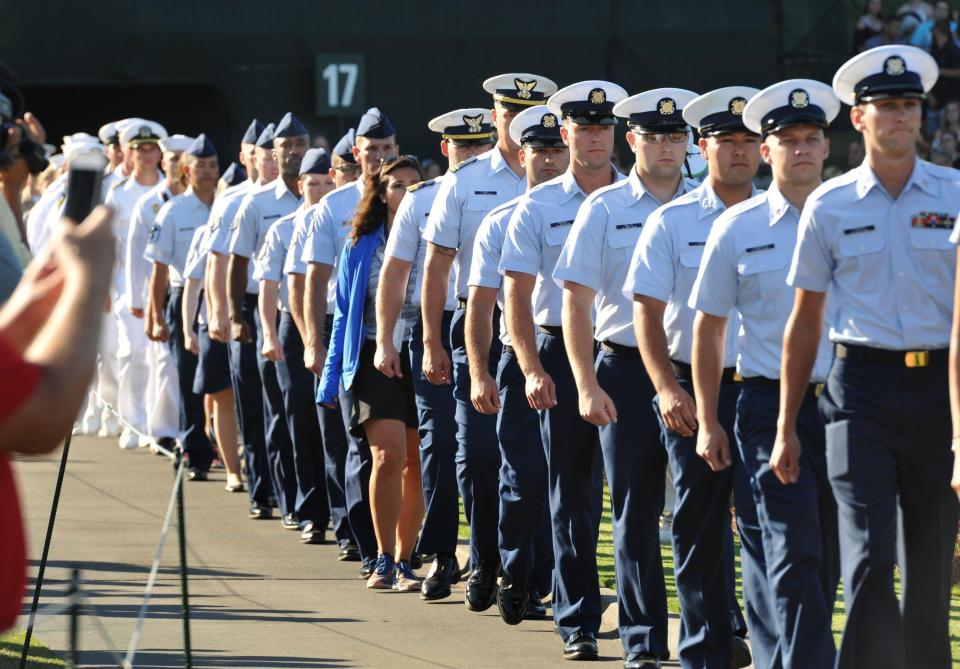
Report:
0,335,42,632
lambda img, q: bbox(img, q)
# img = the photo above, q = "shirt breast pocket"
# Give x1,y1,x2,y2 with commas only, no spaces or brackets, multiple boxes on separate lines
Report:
607,224,642,252
909,226,955,292
545,223,573,248
737,249,791,306
835,226,887,291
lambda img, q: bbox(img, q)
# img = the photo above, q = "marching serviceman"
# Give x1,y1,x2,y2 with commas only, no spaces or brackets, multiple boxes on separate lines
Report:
467,104,568,624
375,108,495,600
420,73,556,611
553,88,701,667
501,80,626,661
625,86,763,669
780,45,959,669
690,79,842,669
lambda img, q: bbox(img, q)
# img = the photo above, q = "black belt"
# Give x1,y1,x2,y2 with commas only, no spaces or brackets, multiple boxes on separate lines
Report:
599,341,640,359
539,325,563,337
671,359,741,384
503,344,515,356
742,376,823,399
457,298,468,310
835,343,947,368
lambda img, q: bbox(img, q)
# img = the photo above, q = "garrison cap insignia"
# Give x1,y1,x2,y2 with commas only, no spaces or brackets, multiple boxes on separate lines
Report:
789,89,810,108
657,98,676,115
589,88,607,105
541,113,557,129
729,97,747,115
515,79,537,100
463,114,484,133
884,55,906,76
139,125,152,139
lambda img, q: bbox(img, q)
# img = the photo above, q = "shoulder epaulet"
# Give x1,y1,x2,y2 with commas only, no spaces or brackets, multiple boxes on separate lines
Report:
407,178,438,193
109,178,124,190
449,156,478,173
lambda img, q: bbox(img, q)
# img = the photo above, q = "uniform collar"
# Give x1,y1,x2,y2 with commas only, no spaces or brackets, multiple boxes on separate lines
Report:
488,146,521,180
697,179,759,220
854,158,939,200
765,185,798,226
274,177,300,202
627,166,693,204
183,187,213,211
556,166,624,204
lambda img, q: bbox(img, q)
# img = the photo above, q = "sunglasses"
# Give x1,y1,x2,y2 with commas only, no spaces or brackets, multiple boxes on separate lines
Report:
635,130,690,145
332,163,361,175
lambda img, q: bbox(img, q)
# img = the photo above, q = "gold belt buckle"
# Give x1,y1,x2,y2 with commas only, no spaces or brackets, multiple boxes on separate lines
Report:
733,372,743,382
814,383,824,397
904,350,929,368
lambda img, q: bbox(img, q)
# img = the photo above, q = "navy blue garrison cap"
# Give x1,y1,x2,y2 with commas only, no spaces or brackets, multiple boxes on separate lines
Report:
220,161,247,186
255,123,276,149
241,119,265,145
299,148,331,176
356,107,396,139
274,112,309,139
187,133,217,158
332,128,356,163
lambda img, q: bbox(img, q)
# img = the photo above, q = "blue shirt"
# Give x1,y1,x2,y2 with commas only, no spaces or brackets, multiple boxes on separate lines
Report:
690,186,833,381
423,148,526,299
206,180,257,294
554,167,698,346
145,189,211,288
228,178,301,294
253,210,298,313
502,169,625,327
788,159,960,350
302,177,365,267
468,197,524,345
624,181,756,366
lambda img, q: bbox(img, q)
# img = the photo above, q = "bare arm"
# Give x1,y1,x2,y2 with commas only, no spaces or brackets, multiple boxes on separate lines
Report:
288,272,306,336
181,276,202,354
206,252,229,341
375,256,413,378
773,288,826,484
562,281,614,425
951,250,960,500
303,261,333,375
258,280,282,362
421,243,455,385
466,285,500,414
147,262,170,342
691,311,729,470
633,295,697,436
504,271,554,410
227,254,252,343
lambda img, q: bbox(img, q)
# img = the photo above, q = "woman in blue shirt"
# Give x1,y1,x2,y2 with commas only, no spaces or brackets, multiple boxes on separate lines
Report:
319,156,424,592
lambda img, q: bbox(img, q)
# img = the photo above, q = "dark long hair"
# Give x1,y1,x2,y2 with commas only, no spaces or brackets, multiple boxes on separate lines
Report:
350,156,422,242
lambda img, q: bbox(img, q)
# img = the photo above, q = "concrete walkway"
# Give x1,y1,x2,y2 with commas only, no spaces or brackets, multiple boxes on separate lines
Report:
13,436,708,668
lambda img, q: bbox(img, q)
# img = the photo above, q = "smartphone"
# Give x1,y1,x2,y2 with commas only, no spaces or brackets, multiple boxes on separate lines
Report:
63,152,107,223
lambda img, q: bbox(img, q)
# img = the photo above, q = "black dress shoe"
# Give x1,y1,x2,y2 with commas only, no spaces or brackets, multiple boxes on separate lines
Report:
464,556,499,612
624,652,659,669
299,522,326,544
187,468,208,482
496,576,528,625
359,557,376,578
525,589,547,619
563,630,598,661
338,543,361,562
420,553,460,601
281,513,299,530
249,503,273,520
730,636,752,668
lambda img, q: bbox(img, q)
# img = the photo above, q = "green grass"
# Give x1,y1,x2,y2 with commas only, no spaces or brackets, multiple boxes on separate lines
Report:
0,631,65,668
461,489,960,664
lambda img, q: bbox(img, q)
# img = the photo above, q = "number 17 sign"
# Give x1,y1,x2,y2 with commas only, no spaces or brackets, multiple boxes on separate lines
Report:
315,54,366,115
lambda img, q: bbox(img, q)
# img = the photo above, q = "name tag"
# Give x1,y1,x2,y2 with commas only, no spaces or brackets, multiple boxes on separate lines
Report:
615,222,643,230
263,214,282,221
178,226,197,233
549,220,574,229
911,212,955,229
687,241,706,247
843,224,875,235
474,190,498,195
745,243,775,253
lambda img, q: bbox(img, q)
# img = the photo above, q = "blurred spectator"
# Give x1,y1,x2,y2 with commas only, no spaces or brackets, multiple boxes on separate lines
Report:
847,137,866,170
943,98,960,132
931,19,960,102
864,15,908,49
421,158,442,180
312,134,330,151
930,146,956,164
932,127,960,164
854,0,886,52
898,0,935,21
910,0,955,50
900,12,923,41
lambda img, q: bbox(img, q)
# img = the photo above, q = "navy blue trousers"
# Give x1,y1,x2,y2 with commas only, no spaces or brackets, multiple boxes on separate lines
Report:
595,347,668,657
228,295,272,506
821,358,957,669
496,345,554,596
338,382,377,562
409,312,460,557
450,306,502,569
275,311,330,528
163,287,213,471
538,330,604,641
654,377,759,669
253,307,297,519
313,314,352,547
736,383,839,669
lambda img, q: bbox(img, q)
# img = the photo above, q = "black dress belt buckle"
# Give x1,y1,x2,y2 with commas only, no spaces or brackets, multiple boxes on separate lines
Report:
904,351,929,368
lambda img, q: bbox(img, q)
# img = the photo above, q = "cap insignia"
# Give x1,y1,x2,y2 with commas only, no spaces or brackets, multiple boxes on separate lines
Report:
789,89,810,109
729,97,747,115
463,114,484,133
589,88,606,105
884,55,906,76
515,79,537,100
541,113,557,129
657,98,676,115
